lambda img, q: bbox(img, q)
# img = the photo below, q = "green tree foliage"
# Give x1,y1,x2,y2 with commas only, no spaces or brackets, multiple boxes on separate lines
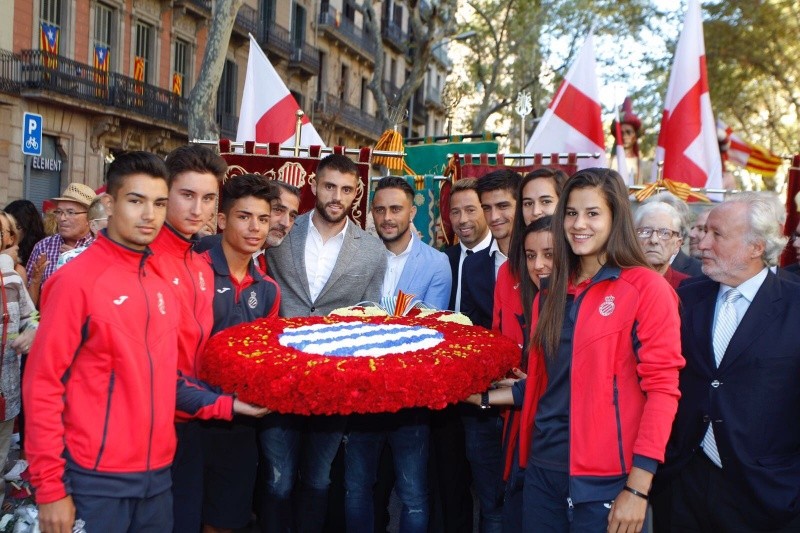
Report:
456,0,660,137
703,0,800,155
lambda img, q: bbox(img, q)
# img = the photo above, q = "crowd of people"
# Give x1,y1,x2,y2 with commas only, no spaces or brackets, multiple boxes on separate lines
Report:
0,143,798,533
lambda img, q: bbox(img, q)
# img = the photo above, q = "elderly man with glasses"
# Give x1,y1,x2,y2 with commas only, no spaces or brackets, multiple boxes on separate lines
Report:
26,183,97,304
634,201,690,289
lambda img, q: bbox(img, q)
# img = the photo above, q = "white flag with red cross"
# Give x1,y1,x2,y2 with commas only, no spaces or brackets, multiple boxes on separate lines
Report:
236,34,325,147
525,34,606,170
655,0,721,190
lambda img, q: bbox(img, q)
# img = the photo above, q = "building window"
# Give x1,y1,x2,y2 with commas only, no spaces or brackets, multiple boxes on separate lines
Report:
173,39,190,96
317,51,326,98
94,3,115,70
135,21,154,84
261,0,275,28
290,90,303,109
339,64,349,101
216,59,238,121
292,3,306,49
40,0,62,26
360,77,368,111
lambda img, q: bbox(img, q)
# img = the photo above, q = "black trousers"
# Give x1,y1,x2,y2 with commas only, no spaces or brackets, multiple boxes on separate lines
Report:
668,451,800,532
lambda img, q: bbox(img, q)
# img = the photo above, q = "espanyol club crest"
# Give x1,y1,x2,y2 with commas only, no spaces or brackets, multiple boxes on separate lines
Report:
278,162,307,189
248,291,258,309
599,295,615,317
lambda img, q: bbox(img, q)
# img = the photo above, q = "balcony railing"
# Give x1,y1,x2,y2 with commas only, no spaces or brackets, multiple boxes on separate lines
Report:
381,22,408,53
289,42,320,77
317,7,376,63
425,85,443,108
0,50,20,94
258,22,293,60
10,50,187,127
314,92,382,140
235,4,259,37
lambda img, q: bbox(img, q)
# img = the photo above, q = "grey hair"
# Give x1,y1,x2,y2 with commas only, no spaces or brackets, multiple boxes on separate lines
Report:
644,191,691,237
727,192,788,267
634,201,683,233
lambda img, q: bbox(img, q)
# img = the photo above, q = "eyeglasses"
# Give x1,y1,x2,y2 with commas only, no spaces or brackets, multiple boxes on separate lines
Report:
53,209,88,218
636,227,680,240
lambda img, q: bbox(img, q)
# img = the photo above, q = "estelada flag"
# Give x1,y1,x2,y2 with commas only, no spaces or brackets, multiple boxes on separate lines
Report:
655,0,722,191
236,34,325,147
40,22,59,69
172,72,183,96
94,45,109,72
524,34,607,170
40,22,59,54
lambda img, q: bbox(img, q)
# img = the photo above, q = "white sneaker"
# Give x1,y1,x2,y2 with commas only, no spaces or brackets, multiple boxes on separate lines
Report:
3,459,27,481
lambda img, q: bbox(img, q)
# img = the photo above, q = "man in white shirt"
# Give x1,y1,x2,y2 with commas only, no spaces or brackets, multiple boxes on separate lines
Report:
264,154,386,532
444,178,491,312
344,176,450,532
657,194,800,530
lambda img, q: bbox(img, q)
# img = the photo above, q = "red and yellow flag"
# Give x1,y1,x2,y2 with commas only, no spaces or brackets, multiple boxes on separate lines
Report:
172,72,183,96
40,22,59,69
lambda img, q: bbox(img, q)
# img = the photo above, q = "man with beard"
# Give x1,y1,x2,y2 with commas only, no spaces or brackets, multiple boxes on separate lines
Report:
252,181,301,274
655,195,800,530
634,202,689,289
343,177,450,533
264,154,386,532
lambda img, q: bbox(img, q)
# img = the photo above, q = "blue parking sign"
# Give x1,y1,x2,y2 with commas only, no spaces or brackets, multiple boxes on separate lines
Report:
22,112,43,156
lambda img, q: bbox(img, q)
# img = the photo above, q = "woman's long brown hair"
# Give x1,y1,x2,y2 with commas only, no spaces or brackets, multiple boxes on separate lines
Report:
531,168,649,357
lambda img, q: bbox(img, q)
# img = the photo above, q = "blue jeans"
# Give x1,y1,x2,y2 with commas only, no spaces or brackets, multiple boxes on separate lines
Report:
461,406,504,533
258,413,346,533
344,411,430,533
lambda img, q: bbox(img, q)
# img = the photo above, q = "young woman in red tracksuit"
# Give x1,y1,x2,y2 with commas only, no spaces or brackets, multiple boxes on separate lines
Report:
520,168,684,532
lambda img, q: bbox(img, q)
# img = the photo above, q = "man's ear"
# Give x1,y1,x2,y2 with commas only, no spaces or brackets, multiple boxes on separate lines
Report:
217,211,227,231
101,194,113,217
410,205,417,220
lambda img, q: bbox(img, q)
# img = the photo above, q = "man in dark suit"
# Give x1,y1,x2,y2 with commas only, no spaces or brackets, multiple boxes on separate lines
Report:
784,220,800,277
658,194,800,531
444,178,492,311
432,178,490,533
460,170,520,329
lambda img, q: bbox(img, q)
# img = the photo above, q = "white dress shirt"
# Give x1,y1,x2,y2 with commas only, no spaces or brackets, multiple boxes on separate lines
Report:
489,239,508,278
381,234,415,300
454,231,492,312
712,267,768,332
305,211,348,302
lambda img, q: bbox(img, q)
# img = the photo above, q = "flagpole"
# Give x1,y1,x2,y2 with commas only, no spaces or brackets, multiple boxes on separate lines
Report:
192,139,406,159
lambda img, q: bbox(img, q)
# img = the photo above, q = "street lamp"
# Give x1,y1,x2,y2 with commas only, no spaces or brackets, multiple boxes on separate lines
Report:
407,31,476,138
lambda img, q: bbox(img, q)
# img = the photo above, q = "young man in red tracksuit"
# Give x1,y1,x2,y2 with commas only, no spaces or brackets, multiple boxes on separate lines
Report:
24,152,177,533
151,145,269,533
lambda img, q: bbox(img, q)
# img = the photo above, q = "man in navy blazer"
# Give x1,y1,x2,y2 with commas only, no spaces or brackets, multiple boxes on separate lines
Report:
657,194,800,530
343,177,451,533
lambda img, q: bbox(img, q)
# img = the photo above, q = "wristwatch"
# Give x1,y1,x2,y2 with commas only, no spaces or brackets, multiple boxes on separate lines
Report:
480,391,490,409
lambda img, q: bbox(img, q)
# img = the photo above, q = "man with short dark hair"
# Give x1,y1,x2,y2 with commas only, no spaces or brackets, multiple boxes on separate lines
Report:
24,151,177,532
344,176,450,533
265,154,386,532
202,173,280,533
459,169,520,533
153,144,268,533
658,196,800,530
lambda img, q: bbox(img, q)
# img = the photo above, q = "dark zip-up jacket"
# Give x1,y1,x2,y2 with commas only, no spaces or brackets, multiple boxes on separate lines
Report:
24,232,179,504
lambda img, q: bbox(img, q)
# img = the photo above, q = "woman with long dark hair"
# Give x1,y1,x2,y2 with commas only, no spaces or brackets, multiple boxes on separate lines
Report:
518,168,684,531
4,200,46,267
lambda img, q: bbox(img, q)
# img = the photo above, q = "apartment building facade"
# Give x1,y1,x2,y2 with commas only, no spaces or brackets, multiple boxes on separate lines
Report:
0,0,449,209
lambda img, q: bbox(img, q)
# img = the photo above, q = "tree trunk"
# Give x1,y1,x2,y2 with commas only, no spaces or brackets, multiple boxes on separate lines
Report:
188,0,244,141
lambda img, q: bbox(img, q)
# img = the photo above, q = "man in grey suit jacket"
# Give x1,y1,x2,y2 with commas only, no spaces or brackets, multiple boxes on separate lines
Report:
262,154,387,533
344,177,451,532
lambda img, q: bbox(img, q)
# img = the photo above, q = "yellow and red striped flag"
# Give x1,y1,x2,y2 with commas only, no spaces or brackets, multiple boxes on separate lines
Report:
40,22,59,69
172,72,183,96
